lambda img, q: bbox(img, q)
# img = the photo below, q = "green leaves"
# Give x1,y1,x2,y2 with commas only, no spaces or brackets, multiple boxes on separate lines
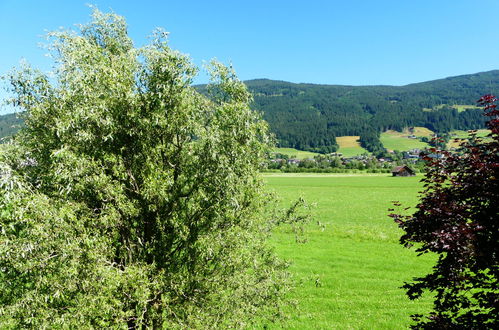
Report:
0,8,298,328
391,96,499,328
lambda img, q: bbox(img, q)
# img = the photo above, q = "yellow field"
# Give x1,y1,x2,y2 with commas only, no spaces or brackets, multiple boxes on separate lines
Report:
336,136,360,148
407,127,433,137
336,136,369,157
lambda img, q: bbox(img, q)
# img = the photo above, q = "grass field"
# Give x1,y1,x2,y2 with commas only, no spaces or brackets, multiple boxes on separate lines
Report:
409,127,433,137
274,147,319,159
447,129,491,148
265,173,434,329
275,127,490,158
380,130,429,151
430,104,481,112
336,136,370,157
450,104,481,112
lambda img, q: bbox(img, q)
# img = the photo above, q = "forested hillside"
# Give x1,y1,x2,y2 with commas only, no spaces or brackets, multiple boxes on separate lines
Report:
246,70,497,153
0,113,23,142
2,70,497,150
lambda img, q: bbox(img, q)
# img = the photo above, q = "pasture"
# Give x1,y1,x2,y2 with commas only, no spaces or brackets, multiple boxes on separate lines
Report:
380,130,429,151
336,136,370,157
429,104,481,112
274,147,319,159
447,129,491,148
265,173,434,329
449,104,481,112
409,127,433,137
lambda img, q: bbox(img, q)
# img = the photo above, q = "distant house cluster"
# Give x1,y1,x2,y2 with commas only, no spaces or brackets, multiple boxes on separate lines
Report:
268,148,430,174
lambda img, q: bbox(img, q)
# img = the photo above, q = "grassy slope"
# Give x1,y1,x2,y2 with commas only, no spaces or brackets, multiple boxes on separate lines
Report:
275,138,370,158
451,104,480,112
410,127,433,137
336,136,370,157
436,104,481,112
276,127,489,156
380,128,430,151
265,174,433,329
274,147,319,159
447,129,491,148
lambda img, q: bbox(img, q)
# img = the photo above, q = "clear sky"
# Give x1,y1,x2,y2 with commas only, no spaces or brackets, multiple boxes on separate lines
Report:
2,0,499,113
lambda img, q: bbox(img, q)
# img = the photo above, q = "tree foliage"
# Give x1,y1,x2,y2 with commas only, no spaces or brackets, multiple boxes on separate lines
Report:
390,95,499,328
0,10,305,328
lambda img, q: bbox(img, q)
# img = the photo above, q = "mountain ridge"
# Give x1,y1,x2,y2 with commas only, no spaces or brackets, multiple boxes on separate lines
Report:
244,70,498,153
2,70,498,152
245,69,499,88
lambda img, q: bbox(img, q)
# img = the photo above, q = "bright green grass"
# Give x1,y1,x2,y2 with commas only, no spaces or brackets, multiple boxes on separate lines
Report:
274,147,319,159
451,104,481,112
336,146,370,157
380,131,429,151
448,129,491,148
275,145,368,158
264,174,434,329
336,136,370,157
433,104,481,112
450,129,490,139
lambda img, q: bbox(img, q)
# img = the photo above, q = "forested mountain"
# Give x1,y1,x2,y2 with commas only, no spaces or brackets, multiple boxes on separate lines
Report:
1,70,497,151
246,70,497,153
0,113,23,142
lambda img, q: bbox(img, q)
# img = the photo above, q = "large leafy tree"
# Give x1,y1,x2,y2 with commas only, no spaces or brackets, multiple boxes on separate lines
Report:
0,10,301,328
390,95,499,328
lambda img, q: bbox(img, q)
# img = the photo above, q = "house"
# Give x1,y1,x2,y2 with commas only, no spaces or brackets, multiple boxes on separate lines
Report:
391,165,415,177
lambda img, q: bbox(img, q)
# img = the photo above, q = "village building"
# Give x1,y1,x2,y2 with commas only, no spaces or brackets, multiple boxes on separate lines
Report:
391,165,416,177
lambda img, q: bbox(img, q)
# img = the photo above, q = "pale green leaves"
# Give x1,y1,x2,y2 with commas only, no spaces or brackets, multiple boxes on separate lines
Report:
0,8,302,328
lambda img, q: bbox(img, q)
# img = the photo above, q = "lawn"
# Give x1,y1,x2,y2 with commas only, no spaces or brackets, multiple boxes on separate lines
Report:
336,136,370,157
264,173,434,329
274,147,319,159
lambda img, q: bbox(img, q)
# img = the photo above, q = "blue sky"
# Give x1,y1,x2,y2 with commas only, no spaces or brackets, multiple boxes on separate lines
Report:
2,0,499,113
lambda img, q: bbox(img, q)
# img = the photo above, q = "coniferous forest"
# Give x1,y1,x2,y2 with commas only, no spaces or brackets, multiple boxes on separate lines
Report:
245,71,496,153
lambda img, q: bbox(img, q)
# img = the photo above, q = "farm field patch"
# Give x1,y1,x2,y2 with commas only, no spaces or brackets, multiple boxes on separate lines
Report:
265,174,434,329
336,136,370,157
380,130,429,151
274,147,319,159
447,129,491,148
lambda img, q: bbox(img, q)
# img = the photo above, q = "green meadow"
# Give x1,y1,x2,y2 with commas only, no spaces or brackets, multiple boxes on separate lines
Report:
448,129,491,148
380,130,429,151
336,136,370,157
274,147,319,159
265,173,434,329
